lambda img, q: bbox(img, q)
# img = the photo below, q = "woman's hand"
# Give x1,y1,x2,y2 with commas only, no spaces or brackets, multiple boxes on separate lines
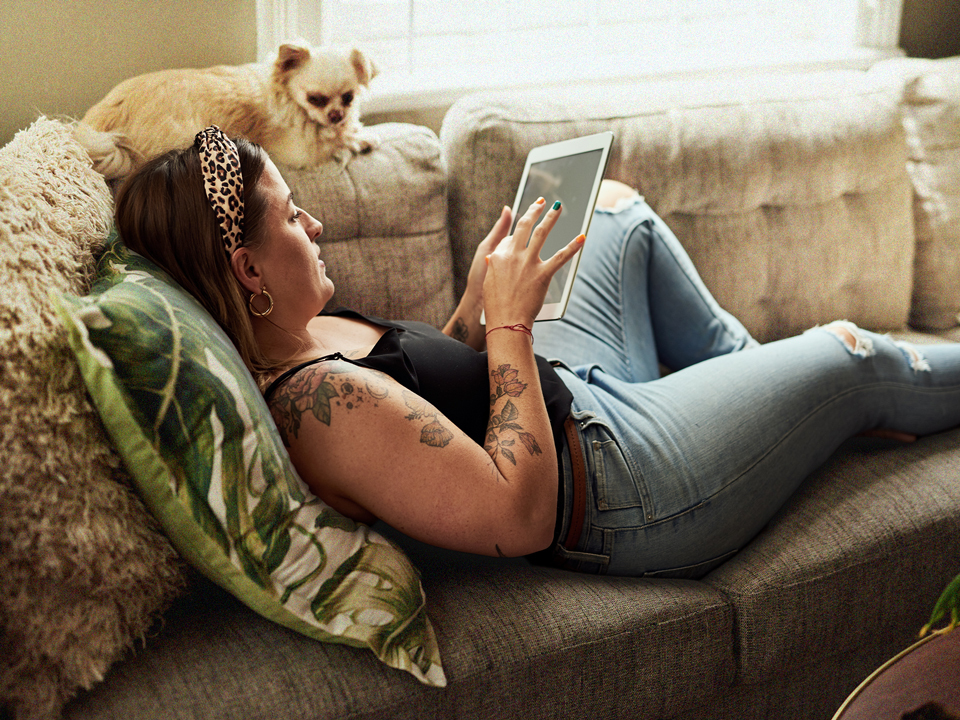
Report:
483,198,585,329
467,205,513,305
442,206,514,349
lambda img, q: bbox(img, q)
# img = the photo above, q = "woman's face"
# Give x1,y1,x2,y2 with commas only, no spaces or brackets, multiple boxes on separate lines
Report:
253,159,333,317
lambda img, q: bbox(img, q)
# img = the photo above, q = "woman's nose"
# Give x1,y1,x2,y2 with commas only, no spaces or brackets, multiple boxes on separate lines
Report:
308,213,323,239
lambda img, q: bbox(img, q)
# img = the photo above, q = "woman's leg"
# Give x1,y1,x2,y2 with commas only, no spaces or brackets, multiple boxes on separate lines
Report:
533,184,756,383
556,323,960,577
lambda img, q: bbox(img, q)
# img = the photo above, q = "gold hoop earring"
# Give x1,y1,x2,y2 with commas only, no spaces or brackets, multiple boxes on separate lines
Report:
248,288,273,317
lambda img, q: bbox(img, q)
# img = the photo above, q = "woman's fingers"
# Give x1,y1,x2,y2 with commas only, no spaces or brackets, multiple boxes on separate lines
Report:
528,200,584,272
495,197,583,273
486,205,512,247
527,200,564,257
509,197,547,249
544,232,586,273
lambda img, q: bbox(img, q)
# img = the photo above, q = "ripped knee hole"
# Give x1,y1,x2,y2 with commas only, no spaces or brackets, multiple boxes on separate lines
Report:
814,320,931,372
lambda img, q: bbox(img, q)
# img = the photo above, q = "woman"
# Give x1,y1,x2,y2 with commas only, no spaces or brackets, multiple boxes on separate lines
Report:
115,126,960,578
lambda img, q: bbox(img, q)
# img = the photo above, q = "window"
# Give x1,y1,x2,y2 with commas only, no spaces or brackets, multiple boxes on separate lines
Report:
257,0,904,112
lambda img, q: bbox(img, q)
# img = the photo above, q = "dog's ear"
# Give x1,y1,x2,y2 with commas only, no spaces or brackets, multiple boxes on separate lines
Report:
276,43,311,74
349,48,378,87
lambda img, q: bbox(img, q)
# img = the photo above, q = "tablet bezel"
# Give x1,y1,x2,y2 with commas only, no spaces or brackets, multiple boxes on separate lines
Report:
510,131,614,322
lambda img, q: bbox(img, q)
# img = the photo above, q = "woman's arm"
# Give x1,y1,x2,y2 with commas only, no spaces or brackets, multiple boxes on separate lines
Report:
441,205,513,350
268,358,558,556
479,198,585,544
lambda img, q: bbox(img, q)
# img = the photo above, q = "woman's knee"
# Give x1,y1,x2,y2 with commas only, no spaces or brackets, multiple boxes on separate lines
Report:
596,179,640,210
816,320,931,372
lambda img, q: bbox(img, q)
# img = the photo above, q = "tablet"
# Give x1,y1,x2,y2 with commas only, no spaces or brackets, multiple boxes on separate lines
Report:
508,131,614,321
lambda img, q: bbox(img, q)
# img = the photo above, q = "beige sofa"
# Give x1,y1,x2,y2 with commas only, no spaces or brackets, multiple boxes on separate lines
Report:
2,56,959,720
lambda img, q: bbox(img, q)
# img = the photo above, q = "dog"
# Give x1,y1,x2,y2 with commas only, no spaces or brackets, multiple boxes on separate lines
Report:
75,42,378,180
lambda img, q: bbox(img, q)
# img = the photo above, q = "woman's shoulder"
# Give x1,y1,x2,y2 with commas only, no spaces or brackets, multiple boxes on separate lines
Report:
263,353,354,402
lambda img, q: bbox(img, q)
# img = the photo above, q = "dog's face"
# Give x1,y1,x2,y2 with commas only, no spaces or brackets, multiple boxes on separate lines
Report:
275,43,377,131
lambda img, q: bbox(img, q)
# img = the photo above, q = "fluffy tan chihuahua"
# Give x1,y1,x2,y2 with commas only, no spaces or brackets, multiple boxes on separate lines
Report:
75,42,378,179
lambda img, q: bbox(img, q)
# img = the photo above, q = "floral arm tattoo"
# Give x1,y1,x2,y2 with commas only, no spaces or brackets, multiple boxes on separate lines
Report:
402,391,454,448
268,363,454,449
484,364,542,466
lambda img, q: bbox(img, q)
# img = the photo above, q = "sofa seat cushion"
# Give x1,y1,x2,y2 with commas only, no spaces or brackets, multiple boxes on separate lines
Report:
67,547,736,720
702,428,960,685
441,70,913,342
280,122,454,328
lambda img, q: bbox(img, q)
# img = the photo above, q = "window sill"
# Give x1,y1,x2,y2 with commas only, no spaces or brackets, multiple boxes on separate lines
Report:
363,44,902,115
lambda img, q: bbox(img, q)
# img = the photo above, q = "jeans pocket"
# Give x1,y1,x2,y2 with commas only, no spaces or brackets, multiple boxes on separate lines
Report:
587,420,650,513
640,548,740,580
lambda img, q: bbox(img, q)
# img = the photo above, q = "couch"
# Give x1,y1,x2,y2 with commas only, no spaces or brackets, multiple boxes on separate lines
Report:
2,56,959,720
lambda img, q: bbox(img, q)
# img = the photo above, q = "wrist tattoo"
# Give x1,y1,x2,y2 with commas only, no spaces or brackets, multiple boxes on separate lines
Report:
484,363,542,466
451,317,469,343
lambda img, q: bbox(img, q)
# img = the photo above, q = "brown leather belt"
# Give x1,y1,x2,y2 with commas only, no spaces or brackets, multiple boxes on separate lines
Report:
562,417,586,551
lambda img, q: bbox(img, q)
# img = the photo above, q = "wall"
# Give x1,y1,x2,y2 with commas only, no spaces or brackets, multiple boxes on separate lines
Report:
1,2,957,148
0,0,257,146
899,0,960,58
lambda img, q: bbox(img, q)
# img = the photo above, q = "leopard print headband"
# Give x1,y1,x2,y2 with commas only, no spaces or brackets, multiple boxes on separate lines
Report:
194,126,244,255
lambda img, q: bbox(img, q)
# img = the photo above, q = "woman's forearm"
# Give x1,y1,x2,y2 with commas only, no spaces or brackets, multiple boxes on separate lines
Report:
482,329,558,546
442,288,486,350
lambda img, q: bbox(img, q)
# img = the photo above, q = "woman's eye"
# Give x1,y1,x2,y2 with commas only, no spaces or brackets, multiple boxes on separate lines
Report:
291,210,302,222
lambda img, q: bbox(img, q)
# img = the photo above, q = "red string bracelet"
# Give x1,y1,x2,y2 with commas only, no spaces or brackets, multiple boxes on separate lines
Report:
485,323,534,344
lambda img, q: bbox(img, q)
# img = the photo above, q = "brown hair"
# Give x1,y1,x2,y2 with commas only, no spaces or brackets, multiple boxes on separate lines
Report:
114,138,277,388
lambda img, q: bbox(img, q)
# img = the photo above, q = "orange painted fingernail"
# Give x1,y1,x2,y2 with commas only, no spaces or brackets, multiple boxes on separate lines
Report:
576,234,586,244
536,197,545,204
485,254,490,264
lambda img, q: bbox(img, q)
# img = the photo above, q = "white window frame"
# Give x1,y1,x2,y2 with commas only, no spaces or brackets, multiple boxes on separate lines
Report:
256,0,904,114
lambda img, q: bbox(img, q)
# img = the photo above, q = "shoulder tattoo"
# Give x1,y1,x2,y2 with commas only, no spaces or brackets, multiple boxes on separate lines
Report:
484,363,542,466
268,362,456,450
268,363,389,447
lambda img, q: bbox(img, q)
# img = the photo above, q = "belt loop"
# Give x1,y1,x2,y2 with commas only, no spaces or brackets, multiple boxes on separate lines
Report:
562,417,587,551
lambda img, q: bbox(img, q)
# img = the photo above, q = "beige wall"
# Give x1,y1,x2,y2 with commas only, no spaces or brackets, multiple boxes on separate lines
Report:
0,0,257,146
2,2,957,148
899,0,960,59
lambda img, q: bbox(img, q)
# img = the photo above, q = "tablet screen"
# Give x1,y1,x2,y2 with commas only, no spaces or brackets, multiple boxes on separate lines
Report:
513,148,605,305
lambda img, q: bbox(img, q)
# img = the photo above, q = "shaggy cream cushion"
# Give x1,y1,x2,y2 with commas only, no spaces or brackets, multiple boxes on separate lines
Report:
0,118,186,720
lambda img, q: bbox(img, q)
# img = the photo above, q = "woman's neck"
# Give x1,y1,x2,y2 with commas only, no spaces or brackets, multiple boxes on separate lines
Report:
251,315,326,368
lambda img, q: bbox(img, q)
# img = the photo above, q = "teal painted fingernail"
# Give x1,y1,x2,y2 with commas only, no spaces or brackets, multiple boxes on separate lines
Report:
552,201,561,210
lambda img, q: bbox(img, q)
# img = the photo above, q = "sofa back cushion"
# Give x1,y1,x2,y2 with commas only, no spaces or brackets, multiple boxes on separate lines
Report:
280,123,454,327
442,70,913,342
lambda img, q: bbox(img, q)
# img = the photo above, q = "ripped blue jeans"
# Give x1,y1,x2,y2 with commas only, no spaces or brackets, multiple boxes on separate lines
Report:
532,196,960,578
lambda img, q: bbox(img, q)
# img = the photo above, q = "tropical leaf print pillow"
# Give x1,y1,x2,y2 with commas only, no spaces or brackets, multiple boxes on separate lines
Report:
55,233,445,686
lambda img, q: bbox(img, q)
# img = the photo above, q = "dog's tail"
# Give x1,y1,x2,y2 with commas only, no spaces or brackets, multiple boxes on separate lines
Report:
72,122,142,180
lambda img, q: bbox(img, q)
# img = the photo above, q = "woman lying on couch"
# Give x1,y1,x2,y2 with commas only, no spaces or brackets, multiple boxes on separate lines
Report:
114,126,960,578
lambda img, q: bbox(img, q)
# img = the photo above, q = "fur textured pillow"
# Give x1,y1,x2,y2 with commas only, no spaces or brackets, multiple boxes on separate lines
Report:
0,117,186,720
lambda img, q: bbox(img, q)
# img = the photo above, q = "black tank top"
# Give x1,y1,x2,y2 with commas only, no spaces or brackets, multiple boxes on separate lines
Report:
264,308,574,456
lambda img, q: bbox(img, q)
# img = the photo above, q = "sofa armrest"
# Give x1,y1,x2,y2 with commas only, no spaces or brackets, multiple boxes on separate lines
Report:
441,70,913,342
280,122,454,327
872,55,960,331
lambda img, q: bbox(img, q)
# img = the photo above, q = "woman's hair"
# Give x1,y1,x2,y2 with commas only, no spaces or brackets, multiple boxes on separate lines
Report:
114,137,276,388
